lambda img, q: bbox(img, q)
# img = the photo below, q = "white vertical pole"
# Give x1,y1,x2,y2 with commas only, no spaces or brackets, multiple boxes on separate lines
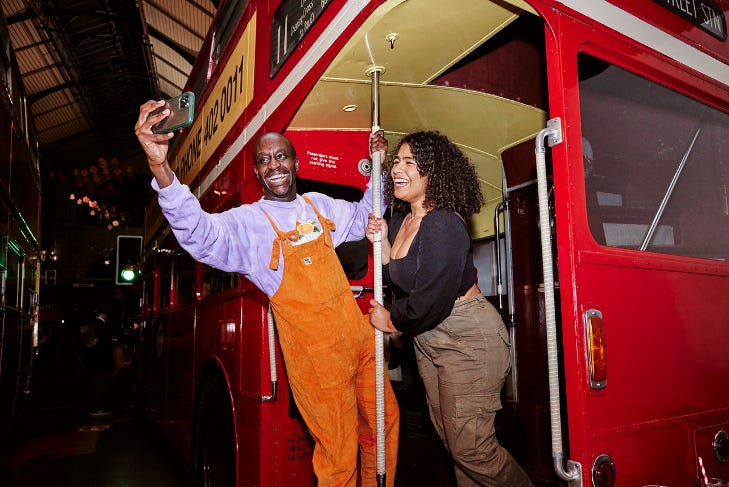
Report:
369,66,386,487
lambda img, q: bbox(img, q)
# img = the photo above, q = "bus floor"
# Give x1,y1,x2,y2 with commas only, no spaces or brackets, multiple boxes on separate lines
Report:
391,379,459,486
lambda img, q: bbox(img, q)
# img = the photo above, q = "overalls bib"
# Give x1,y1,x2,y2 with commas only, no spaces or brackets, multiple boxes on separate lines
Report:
263,196,399,487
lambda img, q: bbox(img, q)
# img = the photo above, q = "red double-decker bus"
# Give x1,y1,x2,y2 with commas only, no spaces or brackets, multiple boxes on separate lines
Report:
0,13,42,441
138,0,729,485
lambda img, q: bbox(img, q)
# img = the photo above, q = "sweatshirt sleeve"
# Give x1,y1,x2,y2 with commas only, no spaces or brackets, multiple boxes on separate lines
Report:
153,176,261,275
388,211,471,334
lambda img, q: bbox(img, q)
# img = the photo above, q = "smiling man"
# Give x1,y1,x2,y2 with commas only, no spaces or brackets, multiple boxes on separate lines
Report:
134,101,399,487
253,132,299,201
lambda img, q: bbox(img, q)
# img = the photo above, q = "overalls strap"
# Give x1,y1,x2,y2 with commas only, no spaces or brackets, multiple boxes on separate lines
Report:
261,209,299,270
261,196,335,271
302,195,336,232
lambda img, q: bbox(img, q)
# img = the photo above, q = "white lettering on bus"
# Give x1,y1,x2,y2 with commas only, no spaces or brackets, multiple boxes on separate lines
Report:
700,3,722,32
665,0,697,17
290,0,315,40
306,150,340,169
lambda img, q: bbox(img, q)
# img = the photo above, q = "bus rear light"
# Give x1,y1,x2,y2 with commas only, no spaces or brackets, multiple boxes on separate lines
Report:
585,309,607,389
592,453,616,487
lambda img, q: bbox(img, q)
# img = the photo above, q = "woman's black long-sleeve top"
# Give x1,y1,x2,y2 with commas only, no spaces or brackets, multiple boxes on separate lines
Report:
386,209,476,335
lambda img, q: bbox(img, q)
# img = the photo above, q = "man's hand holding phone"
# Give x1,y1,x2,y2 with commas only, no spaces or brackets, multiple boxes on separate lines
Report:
134,100,177,188
149,92,195,134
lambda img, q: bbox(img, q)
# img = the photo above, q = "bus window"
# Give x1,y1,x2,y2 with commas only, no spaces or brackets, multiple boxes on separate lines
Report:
23,256,38,313
209,0,248,76
579,54,729,261
142,274,154,314
0,235,5,299
5,244,20,308
0,17,10,97
203,265,239,296
188,0,250,101
0,234,5,269
174,252,197,305
473,237,507,298
160,259,172,311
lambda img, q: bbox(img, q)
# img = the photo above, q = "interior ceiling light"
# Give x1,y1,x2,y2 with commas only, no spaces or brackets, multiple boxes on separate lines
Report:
343,104,358,112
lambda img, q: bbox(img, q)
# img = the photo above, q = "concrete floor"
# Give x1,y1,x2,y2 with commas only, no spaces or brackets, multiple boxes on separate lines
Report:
0,407,195,487
0,337,457,487
0,395,456,487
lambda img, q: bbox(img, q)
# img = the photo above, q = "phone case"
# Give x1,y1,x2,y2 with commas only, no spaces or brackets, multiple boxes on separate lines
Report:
151,92,195,134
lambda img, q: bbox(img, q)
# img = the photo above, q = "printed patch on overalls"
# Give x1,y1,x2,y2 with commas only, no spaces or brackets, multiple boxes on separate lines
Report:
292,220,321,246
303,257,313,265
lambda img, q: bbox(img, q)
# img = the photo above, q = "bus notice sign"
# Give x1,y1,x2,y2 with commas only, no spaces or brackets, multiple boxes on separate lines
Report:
270,0,332,77
653,0,727,40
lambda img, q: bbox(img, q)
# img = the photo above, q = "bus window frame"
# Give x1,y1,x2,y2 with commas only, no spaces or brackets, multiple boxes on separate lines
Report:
4,241,21,309
159,255,173,312
558,24,729,270
187,0,251,119
173,250,199,306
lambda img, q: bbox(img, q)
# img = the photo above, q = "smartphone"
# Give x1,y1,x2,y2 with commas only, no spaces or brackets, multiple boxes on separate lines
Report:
150,92,195,134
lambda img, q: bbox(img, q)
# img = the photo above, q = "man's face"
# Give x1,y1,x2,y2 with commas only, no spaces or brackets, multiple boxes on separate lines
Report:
253,133,299,202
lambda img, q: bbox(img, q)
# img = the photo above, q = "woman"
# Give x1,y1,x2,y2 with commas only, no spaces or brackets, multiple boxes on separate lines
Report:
367,130,533,487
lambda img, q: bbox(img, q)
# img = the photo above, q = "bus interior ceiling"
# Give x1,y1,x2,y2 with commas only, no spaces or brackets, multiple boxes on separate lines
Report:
288,0,548,240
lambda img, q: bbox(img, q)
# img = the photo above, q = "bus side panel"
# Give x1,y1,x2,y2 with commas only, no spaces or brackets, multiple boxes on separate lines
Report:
285,130,372,191
166,304,197,455
196,292,257,482
145,315,170,427
575,258,729,484
250,292,316,486
194,289,315,485
242,294,316,486
0,310,25,434
606,0,729,66
548,6,729,484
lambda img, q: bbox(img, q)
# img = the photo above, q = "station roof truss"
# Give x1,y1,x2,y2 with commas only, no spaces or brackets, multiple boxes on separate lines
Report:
2,0,216,159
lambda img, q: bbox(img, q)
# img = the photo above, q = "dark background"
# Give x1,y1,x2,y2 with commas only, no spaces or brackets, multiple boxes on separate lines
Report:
2,0,221,326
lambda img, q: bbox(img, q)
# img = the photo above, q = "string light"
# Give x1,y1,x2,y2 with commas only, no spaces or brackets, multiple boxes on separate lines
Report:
53,155,143,230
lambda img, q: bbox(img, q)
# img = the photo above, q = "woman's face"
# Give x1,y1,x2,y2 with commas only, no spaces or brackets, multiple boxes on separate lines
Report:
390,143,428,206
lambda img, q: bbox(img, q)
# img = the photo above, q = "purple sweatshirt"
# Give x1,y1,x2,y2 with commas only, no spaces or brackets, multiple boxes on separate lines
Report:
153,176,379,296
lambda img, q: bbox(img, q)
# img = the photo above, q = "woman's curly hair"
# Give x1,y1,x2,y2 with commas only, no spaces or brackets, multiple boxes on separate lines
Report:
384,131,484,219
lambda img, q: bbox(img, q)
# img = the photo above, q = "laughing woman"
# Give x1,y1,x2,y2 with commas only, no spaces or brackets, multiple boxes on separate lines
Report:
366,130,533,487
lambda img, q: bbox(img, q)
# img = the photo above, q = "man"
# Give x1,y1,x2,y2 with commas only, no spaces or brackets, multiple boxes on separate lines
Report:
135,100,399,487
81,309,112,416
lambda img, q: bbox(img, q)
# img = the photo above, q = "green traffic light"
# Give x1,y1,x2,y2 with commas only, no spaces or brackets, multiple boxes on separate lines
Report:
116,235,142,285
120,267,137,282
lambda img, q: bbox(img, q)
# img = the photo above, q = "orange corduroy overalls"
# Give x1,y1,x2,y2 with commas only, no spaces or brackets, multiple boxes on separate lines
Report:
263,197,399,487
